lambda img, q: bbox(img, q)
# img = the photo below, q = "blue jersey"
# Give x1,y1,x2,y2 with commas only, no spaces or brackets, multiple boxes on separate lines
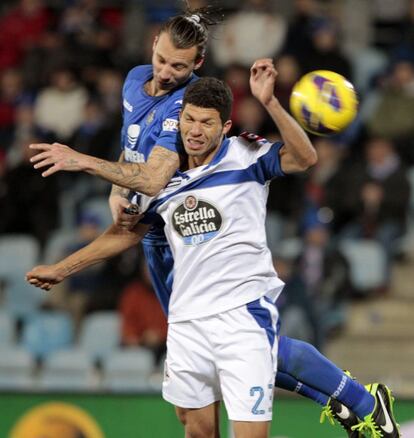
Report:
121,64,197,244
120,64,197,313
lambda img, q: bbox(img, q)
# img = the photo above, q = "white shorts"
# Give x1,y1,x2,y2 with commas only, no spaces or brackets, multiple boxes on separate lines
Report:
162,296,279,421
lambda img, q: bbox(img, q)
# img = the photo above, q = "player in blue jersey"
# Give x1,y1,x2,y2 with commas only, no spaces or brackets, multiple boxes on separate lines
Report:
27,61,400,438
29,7,222,313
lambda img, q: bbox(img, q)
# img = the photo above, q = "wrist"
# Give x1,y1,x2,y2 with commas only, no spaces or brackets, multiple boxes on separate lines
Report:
263,95,280,110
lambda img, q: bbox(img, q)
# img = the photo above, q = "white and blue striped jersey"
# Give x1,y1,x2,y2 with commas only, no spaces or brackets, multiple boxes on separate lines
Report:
121,64,198,244
140,133,286,323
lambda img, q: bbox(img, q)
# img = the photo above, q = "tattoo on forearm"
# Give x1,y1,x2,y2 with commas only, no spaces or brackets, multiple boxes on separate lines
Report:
94,147,179,194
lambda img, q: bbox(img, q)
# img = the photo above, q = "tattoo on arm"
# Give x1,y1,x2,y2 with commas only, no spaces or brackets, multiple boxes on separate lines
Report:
91,147,180,195
110,152,129,199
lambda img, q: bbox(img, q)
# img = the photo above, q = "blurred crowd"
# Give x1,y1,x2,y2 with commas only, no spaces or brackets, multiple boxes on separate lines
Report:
1,0,414,373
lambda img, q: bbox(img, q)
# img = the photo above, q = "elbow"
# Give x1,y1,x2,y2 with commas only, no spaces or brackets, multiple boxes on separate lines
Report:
294,149,318,172
144,186,162,197
131,184,161,197
305,149,318,169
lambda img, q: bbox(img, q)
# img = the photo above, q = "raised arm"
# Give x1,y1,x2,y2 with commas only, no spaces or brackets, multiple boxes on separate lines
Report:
249,58,317,174
29,143,180,197
26,222,150,291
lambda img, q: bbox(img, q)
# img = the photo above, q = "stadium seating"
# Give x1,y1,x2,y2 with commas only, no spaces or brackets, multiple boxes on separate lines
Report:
4,280,45,320
0,234,40,278
38,348,96,390
102,348,155,392
78,311,120,362
21,311,74,360
0,312,14,346
339,239,387,292
42,228,77,264
0,347,34,389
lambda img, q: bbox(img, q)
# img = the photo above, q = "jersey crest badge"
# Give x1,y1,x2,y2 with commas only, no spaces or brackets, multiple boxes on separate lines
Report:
146,110,156,124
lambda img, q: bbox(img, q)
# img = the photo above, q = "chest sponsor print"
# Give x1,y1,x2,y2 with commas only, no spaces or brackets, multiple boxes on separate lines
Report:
172,195,223,246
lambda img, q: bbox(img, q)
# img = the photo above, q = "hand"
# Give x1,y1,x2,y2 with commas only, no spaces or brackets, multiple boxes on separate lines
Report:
25,265,65,291
29,142,88,177
250,58,278,106
109,194,142,230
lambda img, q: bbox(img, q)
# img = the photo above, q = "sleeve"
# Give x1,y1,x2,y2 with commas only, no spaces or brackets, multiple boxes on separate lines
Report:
154,96,183,153
239,132,285,183
254,141,286,182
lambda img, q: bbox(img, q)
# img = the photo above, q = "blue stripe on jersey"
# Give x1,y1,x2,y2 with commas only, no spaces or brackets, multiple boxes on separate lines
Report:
142,242,174,315
141,141,284,223
247,296,277,347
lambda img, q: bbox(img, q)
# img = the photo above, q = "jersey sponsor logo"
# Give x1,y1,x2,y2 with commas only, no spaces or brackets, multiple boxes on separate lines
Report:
172,195,223,246
127,124,141,147
162,118,179,132
124,148,145,163
123,98,133,112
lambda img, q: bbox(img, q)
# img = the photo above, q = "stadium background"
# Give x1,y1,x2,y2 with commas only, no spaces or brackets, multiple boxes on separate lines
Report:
0,0,414,436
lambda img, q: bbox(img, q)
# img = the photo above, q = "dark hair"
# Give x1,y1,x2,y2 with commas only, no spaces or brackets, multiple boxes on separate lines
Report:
159,6,223,60
183,77,233,123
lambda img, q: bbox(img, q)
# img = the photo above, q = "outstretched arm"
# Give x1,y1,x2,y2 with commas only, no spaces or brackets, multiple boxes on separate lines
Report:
29,144,180,196
250,58,317,173
26,222,150,291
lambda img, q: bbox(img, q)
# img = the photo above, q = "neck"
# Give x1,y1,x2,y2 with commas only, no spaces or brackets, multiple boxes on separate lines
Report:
145,79,169,97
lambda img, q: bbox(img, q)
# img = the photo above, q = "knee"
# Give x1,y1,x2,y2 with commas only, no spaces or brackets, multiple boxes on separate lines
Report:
176,407,217,438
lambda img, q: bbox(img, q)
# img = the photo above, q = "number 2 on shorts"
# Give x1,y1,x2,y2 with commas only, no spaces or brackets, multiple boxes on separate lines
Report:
250,386,265,415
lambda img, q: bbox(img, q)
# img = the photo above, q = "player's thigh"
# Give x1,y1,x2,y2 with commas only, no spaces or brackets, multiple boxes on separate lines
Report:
176,401,221,438
233,420,270,438
217,297,279,422
163,320,220,409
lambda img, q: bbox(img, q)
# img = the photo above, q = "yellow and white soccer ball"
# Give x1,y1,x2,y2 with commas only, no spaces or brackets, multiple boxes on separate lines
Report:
289,70,358,136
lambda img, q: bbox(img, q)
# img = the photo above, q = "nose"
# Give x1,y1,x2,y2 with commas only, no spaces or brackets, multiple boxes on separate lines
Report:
189,122,202,136
159,65,172,82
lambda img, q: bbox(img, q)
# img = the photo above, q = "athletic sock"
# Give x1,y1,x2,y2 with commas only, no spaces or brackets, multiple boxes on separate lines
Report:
275,370,328,406
277,336,375,418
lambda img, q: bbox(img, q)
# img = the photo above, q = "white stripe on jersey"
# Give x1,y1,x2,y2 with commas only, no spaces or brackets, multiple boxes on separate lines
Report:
141,135,286,322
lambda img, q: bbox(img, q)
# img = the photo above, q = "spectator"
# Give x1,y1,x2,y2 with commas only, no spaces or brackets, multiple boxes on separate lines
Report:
300,18,352,80
33,65,89,143
119,261,167,365
0,69,32,151
297,217,352,347
0,0,51,71
366,60,414,147
340,137,410,279
1,135,59,246
211,0,287,69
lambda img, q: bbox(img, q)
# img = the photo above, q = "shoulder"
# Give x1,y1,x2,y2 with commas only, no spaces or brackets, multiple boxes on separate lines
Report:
125,65,152,84
235,132,278,156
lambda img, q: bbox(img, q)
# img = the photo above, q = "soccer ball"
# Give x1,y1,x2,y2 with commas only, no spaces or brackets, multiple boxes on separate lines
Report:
289,70,358,136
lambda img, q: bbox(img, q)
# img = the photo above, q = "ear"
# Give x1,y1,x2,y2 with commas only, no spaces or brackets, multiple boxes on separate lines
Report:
194,57,205,71
152,36,159,51
223,120,232,135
